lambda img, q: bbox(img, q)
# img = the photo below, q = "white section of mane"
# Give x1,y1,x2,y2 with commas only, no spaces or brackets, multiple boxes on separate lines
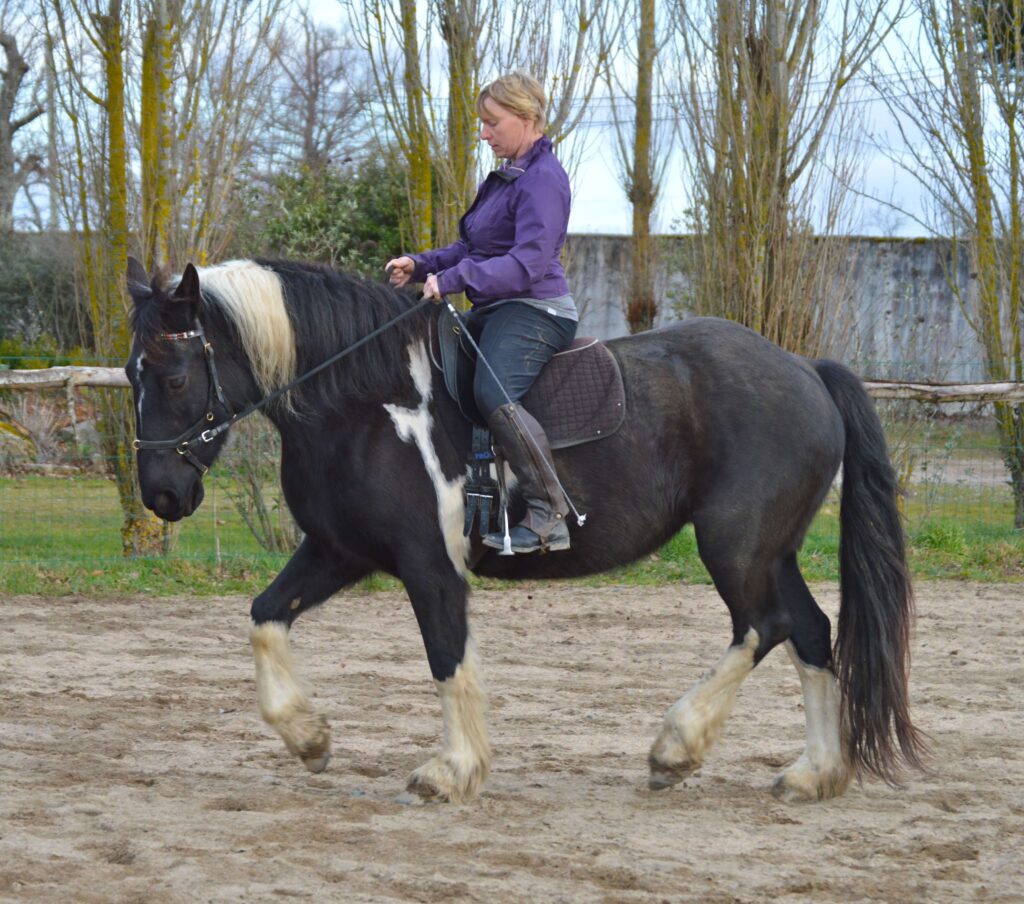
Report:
197,260,296,399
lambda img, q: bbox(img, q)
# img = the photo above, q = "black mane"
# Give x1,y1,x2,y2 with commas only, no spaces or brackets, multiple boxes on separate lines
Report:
131,258,435,409
255,259,434,410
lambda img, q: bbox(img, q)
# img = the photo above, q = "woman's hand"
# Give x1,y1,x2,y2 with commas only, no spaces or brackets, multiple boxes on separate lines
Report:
385,256,415,288
423,273,442,300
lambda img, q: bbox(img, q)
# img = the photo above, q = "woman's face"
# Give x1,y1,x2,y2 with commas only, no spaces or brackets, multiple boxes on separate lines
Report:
479,97,538,160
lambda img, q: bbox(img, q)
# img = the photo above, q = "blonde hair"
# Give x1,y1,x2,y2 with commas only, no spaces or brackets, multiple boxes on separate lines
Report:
477,72,546,131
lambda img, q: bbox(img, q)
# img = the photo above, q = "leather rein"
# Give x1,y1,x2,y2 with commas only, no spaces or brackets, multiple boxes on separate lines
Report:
133,297,434,474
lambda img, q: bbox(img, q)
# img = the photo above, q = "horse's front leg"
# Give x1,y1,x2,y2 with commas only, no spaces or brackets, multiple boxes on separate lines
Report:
400,558,490,804
250,536,369,773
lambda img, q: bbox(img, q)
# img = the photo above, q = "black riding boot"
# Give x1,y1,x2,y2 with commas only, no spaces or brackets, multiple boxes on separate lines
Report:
483,402,570,554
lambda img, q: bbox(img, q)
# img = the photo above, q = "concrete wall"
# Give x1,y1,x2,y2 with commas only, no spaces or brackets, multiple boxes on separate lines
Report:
565,235,987,382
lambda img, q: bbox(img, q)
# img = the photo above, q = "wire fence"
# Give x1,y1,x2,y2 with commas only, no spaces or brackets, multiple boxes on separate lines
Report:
1,362,1021,568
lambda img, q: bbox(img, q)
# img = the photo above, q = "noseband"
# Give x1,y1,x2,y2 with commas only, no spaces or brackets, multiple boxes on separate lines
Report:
133,296,435,476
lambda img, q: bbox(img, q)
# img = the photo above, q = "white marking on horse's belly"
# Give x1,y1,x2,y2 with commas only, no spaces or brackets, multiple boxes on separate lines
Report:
384,341,468,575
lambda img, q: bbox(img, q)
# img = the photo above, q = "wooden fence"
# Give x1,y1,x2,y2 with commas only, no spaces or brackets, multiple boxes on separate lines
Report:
3,366,1024,403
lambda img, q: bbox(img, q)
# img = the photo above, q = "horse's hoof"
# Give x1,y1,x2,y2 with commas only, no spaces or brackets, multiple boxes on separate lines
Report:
277,710,331,772
302,752,331,774
406,754,486,804
407,770,448,802
648,774,677,791
771,762,851,803
647,752,698,791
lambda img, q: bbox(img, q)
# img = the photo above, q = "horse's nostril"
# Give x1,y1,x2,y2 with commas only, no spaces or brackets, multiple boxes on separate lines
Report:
153,490,178,517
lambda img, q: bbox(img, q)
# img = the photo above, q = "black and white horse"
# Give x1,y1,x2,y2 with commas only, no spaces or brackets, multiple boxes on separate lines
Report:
126,257,923,804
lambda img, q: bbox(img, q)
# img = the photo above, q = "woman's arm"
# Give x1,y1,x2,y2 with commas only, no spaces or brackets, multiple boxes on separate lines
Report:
410,239,470,282
436,174,568,297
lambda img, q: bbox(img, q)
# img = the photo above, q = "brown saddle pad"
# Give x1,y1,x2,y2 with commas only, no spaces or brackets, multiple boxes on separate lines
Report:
522,337,626,449
432,308,626,449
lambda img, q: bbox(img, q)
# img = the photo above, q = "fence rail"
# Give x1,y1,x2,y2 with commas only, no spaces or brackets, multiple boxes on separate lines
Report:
3,365,1024,403
0,366,130,390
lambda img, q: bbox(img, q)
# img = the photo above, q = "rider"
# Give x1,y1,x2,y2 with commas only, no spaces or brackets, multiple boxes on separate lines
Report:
387,72,577,554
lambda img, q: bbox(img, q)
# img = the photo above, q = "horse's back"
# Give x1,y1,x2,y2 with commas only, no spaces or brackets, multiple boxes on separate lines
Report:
608,317,845,494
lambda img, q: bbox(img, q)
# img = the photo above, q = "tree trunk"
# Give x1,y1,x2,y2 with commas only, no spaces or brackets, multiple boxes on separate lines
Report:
97,3,166,556
626,0,658,334
400,0,432,251
140,2,172,270
0,31,41,233
438,0,480,247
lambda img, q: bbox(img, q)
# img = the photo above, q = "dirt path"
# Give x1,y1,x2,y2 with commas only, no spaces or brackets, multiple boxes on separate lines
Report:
1,582,1021,903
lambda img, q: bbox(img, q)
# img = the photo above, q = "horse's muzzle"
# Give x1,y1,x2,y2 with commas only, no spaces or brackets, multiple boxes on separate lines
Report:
150,480,205,521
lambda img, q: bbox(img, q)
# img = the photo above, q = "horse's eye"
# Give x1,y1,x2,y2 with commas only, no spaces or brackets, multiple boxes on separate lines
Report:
167,374,187,390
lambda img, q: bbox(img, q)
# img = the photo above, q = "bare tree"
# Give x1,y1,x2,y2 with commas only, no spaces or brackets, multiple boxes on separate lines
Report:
877,0,1024,526
351,0,619,255
45,0,283,554
47,0,156,553
351,0,497,249
263,8,369,175
491,0,622,175
0,3,45,233
155,0,284,265
669,0,899,356
347,0,436,249
603,0,671,332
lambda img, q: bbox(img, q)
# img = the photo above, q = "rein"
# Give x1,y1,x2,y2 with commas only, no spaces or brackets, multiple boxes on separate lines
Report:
133,296,434,474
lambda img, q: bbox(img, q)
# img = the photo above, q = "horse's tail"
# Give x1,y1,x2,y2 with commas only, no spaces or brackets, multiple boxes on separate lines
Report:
814,359,926,782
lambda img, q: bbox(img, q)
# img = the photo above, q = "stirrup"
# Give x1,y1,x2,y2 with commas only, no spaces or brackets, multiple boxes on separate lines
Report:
483,522,570,554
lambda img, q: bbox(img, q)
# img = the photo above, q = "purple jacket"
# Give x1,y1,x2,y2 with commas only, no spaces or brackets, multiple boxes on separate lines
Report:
410,136,571,306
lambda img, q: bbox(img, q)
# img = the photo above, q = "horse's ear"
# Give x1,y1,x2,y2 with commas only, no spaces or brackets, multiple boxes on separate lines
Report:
126,256,151,305
174,263,201,304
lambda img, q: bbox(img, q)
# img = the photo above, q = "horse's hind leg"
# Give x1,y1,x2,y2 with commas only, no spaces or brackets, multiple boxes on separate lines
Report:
772,555,851,802
648,626,761,789
401,557,490,804
250,537,369,773
649,515,792,790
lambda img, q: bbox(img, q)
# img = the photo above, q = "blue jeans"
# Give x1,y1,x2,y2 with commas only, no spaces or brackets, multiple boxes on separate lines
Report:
464,302,577,418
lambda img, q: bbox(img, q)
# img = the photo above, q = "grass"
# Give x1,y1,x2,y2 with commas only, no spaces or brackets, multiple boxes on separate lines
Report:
1,475,1021,597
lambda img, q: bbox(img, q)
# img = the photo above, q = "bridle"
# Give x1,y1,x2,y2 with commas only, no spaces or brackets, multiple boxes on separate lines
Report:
132,322,232,475
133,296,434,475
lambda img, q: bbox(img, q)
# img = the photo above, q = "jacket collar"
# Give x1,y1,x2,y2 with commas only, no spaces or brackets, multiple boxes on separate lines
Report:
496,134,551,182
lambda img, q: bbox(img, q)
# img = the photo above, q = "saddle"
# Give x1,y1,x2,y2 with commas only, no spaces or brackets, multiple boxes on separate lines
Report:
431,306,626,449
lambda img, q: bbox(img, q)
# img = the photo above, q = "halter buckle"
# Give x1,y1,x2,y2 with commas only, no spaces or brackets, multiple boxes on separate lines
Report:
200,429,216,443
132,438,141,450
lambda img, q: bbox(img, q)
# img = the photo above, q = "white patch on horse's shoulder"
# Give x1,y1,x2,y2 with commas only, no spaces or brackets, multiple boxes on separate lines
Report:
384,341,468,574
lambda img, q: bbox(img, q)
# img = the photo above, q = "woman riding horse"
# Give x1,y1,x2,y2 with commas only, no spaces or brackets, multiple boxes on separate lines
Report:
387,72,576,555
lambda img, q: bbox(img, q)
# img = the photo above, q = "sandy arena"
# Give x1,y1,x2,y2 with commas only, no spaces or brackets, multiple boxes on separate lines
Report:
1,581,1021,903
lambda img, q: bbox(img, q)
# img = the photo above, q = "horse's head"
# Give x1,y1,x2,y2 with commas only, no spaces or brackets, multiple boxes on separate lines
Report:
125,256,232,521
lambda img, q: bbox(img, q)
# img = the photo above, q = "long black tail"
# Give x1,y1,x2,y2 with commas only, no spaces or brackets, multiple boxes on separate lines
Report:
815,360,926,781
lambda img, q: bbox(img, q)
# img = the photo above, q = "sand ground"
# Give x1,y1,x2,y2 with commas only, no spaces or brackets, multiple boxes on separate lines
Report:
1,581,1021,903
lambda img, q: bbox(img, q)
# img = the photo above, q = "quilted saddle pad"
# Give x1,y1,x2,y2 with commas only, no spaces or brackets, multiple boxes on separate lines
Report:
433,309,626,450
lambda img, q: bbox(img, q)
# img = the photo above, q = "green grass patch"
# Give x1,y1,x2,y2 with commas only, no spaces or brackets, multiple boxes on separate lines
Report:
1,476,1021,597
